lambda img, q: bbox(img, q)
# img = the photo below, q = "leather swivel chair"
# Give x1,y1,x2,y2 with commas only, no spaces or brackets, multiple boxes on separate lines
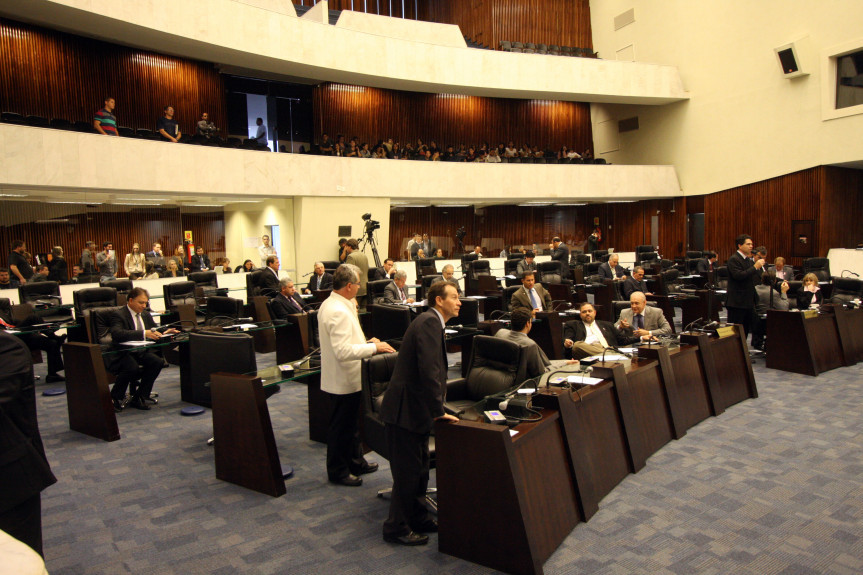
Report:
188,271,227,299
503,286,521,312
205,296,244,326
73,286,119,323
320,261,340,275
592,249,609,262
507,252,525,261
163,281,197,310
803,258,831,282
636,251,659,267
368,279,393,305
830,277,863,305
360,352,438,507
448,297,479,327
186,331,256,407
18,281,61,305
368,304,412,343
415,257,436,278
246,270,264,300
538,261,571,285
444,336,525,416
503,260,522,287
420,274,442,301
99,278,133,302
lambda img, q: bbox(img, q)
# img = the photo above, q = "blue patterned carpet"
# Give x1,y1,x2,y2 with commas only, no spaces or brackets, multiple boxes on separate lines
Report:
31,346,863,575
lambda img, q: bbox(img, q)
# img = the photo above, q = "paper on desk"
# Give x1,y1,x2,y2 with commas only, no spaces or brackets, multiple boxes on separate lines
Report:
444,329,458,334
617,347,637,353
467,295,487,300
235,323,258,329
714,289,727,294
577,377,605,386
509,429,519,437
120,340,155,346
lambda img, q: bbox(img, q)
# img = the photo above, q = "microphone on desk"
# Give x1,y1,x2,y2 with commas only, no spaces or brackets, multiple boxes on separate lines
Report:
683,317,704,332
302,271,314,277
842,270,860,278
498,375,541,411
155,319,199,332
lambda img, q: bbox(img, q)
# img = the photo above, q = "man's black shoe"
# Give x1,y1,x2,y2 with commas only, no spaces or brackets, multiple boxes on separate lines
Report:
354,461,379,475
45,373,65,383
383,531,429,546
330,474,362,487
412,519,438,533
129,396,151,411
112,398,124,412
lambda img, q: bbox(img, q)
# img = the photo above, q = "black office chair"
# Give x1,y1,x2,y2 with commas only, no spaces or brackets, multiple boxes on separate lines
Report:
18,281,61,305
415,258,436,278
538,261,570,285
830,277,863,305
636,251,659,267
448,297,478,327
188,271,227,299
420,275,442,301
320,260,340,275
803,258,831,282
73,287,119,320
592,249,609,262
369,304,412,343
205,296,244,326
368,279,393,305
100,278,133,302
444,336,526,416
186,331,256,407
503,286,521,312
246,270,264,300
163,281,200,328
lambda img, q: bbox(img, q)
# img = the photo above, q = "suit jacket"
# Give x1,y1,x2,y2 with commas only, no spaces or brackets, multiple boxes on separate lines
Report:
509,284,552,312
431,276,463,296
516,260,537,277
617,306,672,337
145,251,166,272
258,267,281,298
769,265,794,282
48,257,67,284
598,262,626,280
494,329,550,379
345,251,369,297
796,287,823,309
318,291,376,395
382,282,410,304
726,252,762,309
551,243,570,268
563,319,635,349
30,274,50,283
622,276,648,299
695,258,714,274
308,271,333,292
190,254,211,272
0,332,57,513
380,309,447,434
755,285,790,314
110,305,157,343
270,292,310,319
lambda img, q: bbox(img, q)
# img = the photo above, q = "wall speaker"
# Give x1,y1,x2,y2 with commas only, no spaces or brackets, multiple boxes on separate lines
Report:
774,37,811,79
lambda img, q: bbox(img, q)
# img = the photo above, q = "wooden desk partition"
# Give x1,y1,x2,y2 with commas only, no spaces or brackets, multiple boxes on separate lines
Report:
210,372,286,497
436,411,580,575
681,325,758,411
63,342,120,442
529,310,564,360
765,310,845,376
533,383,634,521
249,296,276,354
827,305,863,366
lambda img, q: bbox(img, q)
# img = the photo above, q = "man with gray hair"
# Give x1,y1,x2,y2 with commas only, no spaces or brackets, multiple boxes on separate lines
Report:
432,264,463,295
318,264,395,486
383,270,415,304
598,253,627,281
304,261,333,293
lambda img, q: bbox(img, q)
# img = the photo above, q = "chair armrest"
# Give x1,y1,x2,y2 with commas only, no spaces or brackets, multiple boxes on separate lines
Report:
445,377,468,401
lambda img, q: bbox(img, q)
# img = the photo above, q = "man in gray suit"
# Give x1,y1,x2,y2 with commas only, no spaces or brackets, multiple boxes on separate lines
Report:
382,270,414,304
616,292,671,341
515,251,538,277
495,308,577,378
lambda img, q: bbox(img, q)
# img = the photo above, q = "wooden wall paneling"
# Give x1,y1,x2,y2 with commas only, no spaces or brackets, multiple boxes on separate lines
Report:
817,166,863,254
0,18,226,137
313,84,592,156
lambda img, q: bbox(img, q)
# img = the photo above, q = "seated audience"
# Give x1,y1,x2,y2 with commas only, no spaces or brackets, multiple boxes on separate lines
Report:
69,265,83,284
237,259,256,273
509,271,552,314
106,287,178,411
189,246,211,272
30,265,50,283
196,112,219,139
141,261,161,280
797,273,823,309
162,259,183,278
382,270,415,304
495,308,578,378
563,302,637,359
433,248,445,260
305,262,334,293
169,245,186,272
0,267,14,289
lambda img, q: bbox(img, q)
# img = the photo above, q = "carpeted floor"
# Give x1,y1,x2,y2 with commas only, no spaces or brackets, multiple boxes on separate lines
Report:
31,336,863,575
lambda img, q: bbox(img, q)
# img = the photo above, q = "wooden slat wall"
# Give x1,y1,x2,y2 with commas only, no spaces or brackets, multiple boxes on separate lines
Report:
0,18,226,135
0,204,225,279
418,0,593,50
818,166,863,255
313,84,592,152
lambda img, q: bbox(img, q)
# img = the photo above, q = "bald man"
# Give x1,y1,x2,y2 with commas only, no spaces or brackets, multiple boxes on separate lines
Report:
616,292,671,341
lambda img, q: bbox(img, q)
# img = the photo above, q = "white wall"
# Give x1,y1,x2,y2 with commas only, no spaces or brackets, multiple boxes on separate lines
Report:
225,199,295,275
589,0,863,196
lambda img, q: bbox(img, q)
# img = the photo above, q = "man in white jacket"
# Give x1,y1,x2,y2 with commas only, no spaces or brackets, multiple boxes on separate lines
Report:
318,264,395,486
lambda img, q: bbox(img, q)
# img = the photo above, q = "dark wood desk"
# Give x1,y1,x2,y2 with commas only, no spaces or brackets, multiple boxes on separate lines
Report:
826,305,863,366
532,383,634,521
436,410,580,575
680,325,758,411
529,310,564,360
63,342,121,442
765,310,846,376
679,289,722,328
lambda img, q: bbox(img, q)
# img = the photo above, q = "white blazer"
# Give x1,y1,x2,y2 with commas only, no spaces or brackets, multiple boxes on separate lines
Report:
317,291,377,395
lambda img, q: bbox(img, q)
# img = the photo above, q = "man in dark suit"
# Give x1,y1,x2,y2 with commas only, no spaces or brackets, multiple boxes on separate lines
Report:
0,332,57,557
420,234,435,258
189,246,211,272
106,287,179,411
431,264,463,296
563,302,636,359
304,261,334,294
516,251,538,277
258,255,281,298
550,236,569,274
382,270,414,304
509,271,552,314
145,242,167,274
598,253,627,280
0,304,66,383
270,278,312,318
495,308,578,378
725,234,764,336
622,266,651,299
696,252,717,274
374,258,396,281
380,281,461,546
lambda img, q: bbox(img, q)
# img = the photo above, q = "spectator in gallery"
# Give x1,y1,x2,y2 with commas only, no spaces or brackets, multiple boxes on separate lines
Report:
157,106,181,143
69,266,83,284
320,133,334,155
30,265,51,283
254,117,267,146
96,241,117,282
93,97,118,136
163,260,183,278
196,112,219,139
0,268,11,290
48,246,68,284
238,259,256,273
190,246,211,272
124,243,146,280
258,234,277,268
141,261,161,280
434,248,445,260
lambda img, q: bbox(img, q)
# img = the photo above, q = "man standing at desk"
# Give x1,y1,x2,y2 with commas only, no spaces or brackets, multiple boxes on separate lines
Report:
381,281,460,546
319,264,394,487
343,239,369,308
726,234,764,337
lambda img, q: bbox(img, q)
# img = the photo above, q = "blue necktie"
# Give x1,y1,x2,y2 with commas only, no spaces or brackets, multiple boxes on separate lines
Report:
529,289,539,309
